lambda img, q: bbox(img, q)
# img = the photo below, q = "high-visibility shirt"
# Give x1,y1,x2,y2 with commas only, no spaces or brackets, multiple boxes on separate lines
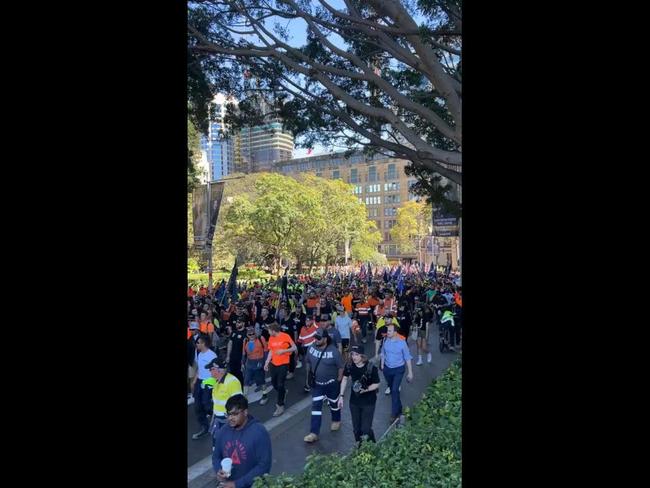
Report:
367,297,380,308
341,294,353,313
268,332,295,366
298,323,319,347
243,336,268,361
306,297,320,309
204,374,242,419
355,302,372,316
187,328,193,340
199,321,215,334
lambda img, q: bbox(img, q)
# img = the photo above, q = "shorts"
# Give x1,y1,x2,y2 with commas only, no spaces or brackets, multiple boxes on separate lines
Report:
188,364,197,379
342,338,350,351
418,329,428,339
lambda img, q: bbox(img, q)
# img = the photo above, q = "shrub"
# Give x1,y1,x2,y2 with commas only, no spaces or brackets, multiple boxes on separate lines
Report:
253,359,462,488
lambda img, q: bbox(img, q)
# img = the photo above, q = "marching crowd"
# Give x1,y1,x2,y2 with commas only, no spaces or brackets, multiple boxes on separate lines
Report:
187,267,462,487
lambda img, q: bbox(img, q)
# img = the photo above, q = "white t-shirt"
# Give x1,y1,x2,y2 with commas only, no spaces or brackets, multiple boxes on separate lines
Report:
196,349,217,380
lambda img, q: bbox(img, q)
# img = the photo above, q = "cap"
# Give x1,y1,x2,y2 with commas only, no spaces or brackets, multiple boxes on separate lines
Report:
314,328,329,340
205,357,228,370
189,322,199,330
350,344,365,355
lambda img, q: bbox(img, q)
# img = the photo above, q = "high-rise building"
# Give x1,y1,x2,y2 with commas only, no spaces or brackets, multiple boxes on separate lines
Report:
200,93,238,181
274,152,460,268
240,120,294,172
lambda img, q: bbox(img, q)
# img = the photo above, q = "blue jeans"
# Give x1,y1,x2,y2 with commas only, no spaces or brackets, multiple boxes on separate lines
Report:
382,365,405,417
310,380,341,435
244,359,265,387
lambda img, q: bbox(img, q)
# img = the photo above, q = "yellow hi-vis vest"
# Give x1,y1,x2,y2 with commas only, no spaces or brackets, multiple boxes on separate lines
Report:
208,373,242,419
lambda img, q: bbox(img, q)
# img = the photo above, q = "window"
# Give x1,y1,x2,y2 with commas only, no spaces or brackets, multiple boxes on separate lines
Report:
366,184,380,193
368,166,377,182
350,168,358,183
384,182,400,192
384,207,397,217
352,185,363,195
332,170,340,179
386,194,400,204
386,163,397,180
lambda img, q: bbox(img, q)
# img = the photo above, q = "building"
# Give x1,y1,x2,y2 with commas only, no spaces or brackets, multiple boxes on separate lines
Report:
274,152,459,267
200,93,238,181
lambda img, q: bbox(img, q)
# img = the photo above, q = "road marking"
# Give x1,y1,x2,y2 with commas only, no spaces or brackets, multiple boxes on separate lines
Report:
187,394,313,483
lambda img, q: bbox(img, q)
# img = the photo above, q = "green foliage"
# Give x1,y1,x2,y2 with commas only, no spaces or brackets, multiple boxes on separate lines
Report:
253,359,462,488
187,119,202,193
390,201,433,254
188,269,273,287
188,258,200,273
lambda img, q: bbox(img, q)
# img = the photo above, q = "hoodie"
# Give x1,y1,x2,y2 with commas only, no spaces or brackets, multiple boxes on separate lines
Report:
212,415,272,488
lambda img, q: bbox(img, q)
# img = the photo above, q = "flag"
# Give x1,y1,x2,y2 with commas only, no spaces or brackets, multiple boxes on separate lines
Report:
383,268,389,282
226,259,239,302
359,264,366,280
397,273,405,296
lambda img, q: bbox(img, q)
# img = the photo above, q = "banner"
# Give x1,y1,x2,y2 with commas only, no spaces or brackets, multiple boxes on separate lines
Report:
192,182,225,250
205,181,225,250
433,217,458,226
192,185,208,250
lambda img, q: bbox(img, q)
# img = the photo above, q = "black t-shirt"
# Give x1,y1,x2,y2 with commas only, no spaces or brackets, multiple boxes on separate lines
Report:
396,309,412,334
344,361,380,406
229,330,246,361
280,316,296,339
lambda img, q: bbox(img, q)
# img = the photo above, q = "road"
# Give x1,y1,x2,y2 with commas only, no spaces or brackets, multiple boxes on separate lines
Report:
188,328,459,487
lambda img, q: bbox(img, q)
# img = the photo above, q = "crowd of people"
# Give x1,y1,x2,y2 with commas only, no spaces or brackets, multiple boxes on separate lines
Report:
187,266,461,487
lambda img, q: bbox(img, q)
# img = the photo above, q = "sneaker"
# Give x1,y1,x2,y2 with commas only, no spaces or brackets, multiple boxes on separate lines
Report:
361,338,367,344
427,352,432,363
191,428,208,440
331,421,341,431
286,372,294,379
416,357,423,366
449,346,456,352
385,386,391,395
259,394,269,406
273,405,285,417
304,432,319,443
304,385,311,393
296,360,303,369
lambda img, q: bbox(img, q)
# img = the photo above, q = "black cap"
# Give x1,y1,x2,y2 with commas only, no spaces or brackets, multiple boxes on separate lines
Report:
314,328,329,340
205,357,228,370
350,344,365,355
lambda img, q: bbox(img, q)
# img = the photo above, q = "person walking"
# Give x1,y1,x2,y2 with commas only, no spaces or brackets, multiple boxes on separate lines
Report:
303,328,344,443
191,335,217,440
226,320,247,385
338,344,380,445
334,305,352,362
380,324,414,423
242,327,269,405
213,394,272,488
298,317,320,393
204,357,243,446
263,323,297,417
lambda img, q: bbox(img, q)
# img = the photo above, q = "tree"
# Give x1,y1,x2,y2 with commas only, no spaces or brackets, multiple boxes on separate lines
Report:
350,220,384,263
188,0,462,186
390,200,432,254
188,118,202,192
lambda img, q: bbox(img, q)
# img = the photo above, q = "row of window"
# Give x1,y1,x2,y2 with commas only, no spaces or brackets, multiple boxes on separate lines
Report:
365,196,381,205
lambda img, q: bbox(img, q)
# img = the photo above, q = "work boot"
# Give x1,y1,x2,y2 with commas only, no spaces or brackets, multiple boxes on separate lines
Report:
191,428,208,440
273,405,285,417
330,421,341,431
304,432,319,443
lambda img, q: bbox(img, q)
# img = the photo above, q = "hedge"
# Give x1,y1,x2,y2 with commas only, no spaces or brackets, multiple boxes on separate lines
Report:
253,359,462,488
187,269,274,287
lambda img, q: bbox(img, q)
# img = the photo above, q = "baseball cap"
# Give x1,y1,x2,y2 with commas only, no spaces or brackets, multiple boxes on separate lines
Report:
350,344,365,355
314,328,329,340
205,357,228,370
